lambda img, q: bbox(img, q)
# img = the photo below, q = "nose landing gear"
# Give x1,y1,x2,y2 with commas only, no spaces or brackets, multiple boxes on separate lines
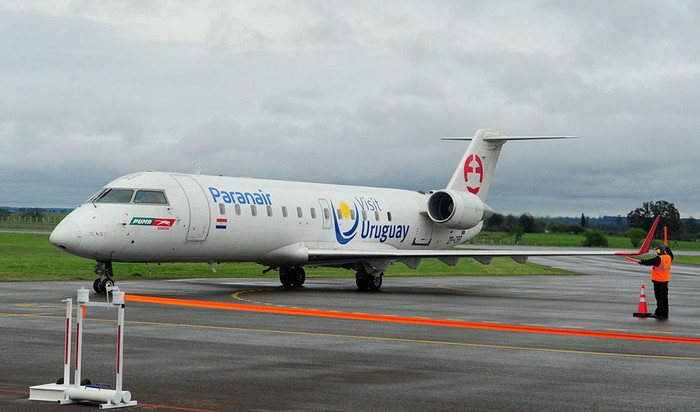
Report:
93,261,115,294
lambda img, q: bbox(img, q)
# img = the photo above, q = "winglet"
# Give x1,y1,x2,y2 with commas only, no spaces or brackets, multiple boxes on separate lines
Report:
616,215,661,256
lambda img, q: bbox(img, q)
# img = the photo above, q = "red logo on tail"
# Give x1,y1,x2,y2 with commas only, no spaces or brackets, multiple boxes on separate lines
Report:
463,154,483,194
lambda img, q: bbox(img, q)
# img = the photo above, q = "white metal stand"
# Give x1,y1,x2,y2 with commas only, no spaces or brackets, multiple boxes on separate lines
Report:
29,287,137,409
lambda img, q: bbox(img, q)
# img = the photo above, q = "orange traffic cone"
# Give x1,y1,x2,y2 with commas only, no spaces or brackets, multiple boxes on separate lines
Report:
633,285,652,317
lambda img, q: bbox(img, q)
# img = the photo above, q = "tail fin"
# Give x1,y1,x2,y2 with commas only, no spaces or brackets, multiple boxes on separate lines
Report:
444,129,577,201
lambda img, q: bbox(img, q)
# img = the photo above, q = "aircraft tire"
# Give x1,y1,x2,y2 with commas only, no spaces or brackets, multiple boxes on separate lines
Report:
279,268,294,287
291,267,306,287
93,278,103,293
355,269,383,291
356,274,372,290
355,275,366,290
100,278,114,294
368,273,383,290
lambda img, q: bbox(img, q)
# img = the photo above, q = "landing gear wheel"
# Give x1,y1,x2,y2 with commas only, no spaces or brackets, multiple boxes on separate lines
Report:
279,268,293,287
355,266,383,291
355,274,369,290
93,278,102,293
100,278,114,294
93,260,115,295
291,267,306,287
279,266,306,287
367,274,383,290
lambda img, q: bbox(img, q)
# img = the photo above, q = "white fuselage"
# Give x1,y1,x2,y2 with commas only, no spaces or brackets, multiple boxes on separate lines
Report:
51,171,481,266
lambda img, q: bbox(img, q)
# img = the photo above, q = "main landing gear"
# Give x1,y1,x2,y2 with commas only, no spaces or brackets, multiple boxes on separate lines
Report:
279,266,306,287
276,264,384,290
92,260,115,294
355,265,383,291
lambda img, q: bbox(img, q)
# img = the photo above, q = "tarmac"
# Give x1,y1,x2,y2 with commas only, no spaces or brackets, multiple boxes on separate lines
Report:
2,254,700,411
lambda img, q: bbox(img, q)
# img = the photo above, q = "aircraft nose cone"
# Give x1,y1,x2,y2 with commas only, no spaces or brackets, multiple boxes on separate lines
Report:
49,220,83,252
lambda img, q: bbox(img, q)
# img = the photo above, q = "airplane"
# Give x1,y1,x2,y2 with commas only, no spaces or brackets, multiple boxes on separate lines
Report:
49,129,659,294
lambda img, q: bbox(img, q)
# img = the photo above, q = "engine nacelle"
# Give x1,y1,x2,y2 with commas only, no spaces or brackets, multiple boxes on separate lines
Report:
426,190,490,230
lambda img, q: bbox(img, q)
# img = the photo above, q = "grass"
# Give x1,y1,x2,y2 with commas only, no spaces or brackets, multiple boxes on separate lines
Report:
0,222,59,231
0,233,573,282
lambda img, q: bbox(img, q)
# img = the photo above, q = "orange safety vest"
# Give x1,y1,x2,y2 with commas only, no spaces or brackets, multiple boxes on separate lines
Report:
651,254,672,282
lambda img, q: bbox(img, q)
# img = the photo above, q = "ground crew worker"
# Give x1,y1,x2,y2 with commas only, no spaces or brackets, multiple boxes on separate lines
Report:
638,244,674,319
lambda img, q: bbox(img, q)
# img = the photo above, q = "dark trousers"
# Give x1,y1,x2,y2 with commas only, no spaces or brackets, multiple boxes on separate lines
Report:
652,281,669,317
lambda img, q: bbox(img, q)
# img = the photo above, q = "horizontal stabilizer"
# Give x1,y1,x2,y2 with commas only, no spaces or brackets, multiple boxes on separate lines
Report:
441,135,578,141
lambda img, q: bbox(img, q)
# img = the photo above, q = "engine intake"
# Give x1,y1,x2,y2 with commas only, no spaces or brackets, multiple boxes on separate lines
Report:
427,190,490,230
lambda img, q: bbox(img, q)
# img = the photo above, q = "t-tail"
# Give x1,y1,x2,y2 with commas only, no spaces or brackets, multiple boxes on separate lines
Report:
426,129,576,231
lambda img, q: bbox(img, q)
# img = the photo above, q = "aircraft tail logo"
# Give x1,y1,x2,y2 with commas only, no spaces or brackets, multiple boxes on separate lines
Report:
463,154,484,194
445,129,505,201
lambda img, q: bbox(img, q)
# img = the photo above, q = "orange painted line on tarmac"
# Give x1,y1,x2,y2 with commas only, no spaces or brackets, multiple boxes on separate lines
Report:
0,389,29,395
125,294,700,345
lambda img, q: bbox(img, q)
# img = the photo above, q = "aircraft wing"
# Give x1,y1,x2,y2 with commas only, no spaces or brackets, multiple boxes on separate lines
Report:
308,216,660,266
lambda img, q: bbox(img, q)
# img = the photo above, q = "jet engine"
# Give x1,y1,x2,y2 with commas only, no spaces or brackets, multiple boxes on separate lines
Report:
426,189,492,230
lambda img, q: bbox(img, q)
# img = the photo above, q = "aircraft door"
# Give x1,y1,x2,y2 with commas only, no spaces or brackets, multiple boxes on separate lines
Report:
318,198,331,229
170,174,211,242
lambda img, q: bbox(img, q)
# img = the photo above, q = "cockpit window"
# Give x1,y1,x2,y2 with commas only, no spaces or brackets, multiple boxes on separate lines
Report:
134,190,168,204
94,189,134,203
87,189,107,203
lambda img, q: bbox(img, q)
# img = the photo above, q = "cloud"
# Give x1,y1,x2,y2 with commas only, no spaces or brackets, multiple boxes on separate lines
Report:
1,1,699,218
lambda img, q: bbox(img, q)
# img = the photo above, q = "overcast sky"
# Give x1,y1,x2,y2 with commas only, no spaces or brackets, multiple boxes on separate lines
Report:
1,1,699,217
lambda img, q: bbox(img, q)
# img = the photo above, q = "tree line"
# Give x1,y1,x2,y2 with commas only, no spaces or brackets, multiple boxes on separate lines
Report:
484,200,700,246
0,207,45,221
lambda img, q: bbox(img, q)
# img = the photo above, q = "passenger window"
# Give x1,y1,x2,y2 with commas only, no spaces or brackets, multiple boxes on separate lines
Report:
234,204,241,216
310,208,316,219
134,190,168,204
219,203,226,215
362,210,368,220
350,210,355,220
266,206,273,217
323,208,330,220
282,206,288,218
251,205,257,216
336,209,342,219
297,207,303,218
387,211,392,222
95,189,134,203
374,211,380,221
